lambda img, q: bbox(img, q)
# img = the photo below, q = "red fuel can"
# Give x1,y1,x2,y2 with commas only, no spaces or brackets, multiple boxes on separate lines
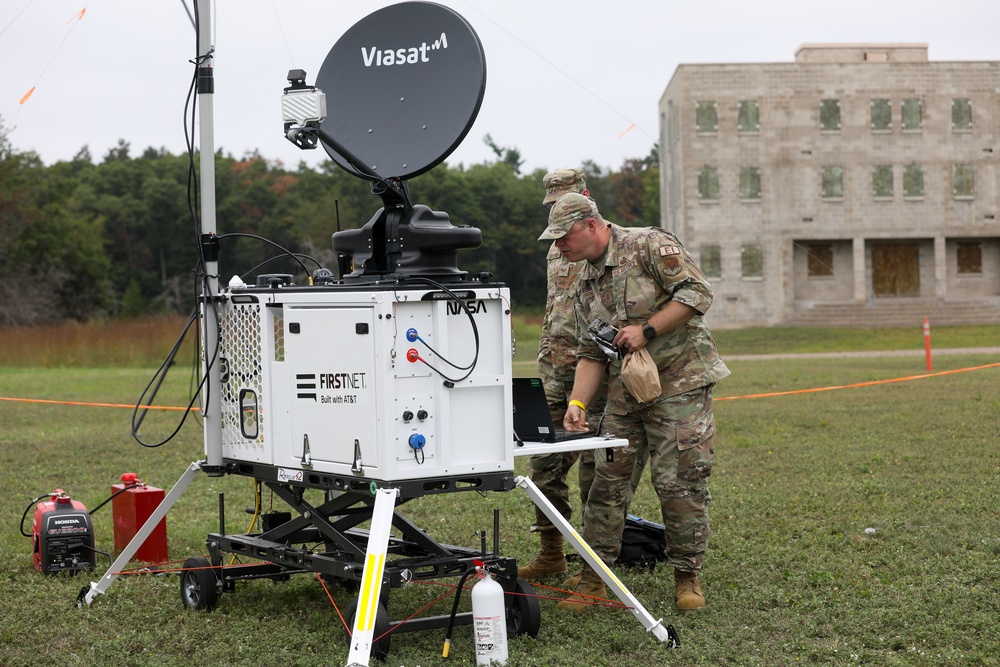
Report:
111,473,168,563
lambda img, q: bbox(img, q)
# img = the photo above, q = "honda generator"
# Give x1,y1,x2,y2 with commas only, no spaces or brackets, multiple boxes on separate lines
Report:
32,489,96,574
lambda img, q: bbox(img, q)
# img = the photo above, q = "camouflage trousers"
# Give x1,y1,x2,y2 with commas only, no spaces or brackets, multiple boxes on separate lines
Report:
526,372,606,534
583,384,716,572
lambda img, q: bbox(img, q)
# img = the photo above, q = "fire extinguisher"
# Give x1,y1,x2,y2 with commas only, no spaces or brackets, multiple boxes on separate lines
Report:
471,560,508,666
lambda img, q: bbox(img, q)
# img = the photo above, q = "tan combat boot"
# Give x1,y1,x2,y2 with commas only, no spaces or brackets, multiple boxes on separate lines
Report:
675,569,705,611
562,570,582,589
555,563,607,613
517,532,568,579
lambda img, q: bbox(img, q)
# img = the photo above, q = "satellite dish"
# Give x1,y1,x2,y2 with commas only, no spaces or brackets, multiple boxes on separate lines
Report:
315,1,487,180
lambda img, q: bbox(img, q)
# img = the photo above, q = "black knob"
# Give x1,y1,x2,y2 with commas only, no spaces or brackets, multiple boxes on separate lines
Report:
417,410,428,421
402,411,414,422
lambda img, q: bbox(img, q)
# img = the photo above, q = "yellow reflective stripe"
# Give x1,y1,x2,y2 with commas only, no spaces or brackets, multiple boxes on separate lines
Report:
358,552,385,632
573,530,626,590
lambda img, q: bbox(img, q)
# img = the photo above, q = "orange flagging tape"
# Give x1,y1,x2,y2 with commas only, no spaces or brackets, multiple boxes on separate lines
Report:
19,87,35,104
68,8,86,23
715,361,1000,402
0,396,191,411
618,123,637,138
3,362,997,411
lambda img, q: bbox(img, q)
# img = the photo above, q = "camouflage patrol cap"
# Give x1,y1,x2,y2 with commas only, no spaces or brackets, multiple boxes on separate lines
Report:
537,193,598,240
542,167,587,205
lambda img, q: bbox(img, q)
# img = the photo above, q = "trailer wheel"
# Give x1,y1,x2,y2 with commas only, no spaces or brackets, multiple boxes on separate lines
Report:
179,557,219,611
344,596,392,661
506,577,541,638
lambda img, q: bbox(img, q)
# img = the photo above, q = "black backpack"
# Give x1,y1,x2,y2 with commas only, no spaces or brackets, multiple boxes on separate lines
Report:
567,514,668,571
616,514,668,571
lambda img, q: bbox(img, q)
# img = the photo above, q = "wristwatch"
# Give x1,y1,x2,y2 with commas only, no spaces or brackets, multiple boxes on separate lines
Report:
642,322,656,340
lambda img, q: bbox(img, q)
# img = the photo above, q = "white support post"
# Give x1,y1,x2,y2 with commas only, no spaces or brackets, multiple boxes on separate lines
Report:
345,486,400,667
515,475,678,646
195,0,224,475
82,461,204,606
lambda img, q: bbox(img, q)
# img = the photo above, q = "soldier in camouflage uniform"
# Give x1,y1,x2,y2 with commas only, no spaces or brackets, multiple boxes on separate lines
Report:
518,168,609,584
537,192,730,613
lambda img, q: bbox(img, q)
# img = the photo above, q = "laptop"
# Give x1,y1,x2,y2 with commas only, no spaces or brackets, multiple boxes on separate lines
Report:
511,377,595,443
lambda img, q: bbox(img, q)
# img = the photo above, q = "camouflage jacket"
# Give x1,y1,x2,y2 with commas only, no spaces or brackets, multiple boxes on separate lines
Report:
537,242,587,383
574,224,730,414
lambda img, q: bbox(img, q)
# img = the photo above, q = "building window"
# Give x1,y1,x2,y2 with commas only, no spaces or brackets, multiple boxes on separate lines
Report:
820,99,841,132
738,100,759,133
821,166,844,199
698,166,719,201
696,101,718,134
807,243,834,277
903,164,924,199
700,246,722,279
901,98,922,131
952,98,973,132
740,167,761,201
957,242,982,274
871,99,892,131
872,165,893,199
953,164,974,199
741,244,763,278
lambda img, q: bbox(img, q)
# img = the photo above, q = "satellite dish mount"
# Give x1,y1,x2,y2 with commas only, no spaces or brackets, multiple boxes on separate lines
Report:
281,1,488,282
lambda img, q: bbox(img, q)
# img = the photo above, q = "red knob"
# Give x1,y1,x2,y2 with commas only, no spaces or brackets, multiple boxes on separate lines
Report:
406,348,420,363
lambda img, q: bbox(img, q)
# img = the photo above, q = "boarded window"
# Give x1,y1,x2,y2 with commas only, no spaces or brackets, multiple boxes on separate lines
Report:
872,165,893,199
957,242,982,274
696,101,718,134
698,166,719,201
822,166,844,199
901,98,922,131
738,100,759,133
807,243,834,277
740,167,761,200
701,245,722,279
820,99,841,131
741,244,763,278
870,99,891,131
903,164,924,198
952,98,972,131
872,243,920,297
953,164,974,198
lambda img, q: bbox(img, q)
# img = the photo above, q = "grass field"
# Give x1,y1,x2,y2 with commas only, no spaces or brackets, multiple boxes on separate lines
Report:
1,321,999,665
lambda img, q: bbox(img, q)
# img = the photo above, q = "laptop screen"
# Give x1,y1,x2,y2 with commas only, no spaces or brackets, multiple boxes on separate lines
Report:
512,377,557,442
511,377,595,443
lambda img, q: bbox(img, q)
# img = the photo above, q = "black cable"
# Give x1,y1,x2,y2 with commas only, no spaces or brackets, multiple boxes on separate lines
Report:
218,232,313,280
408,331,475,371
86,482,140,515
130,309,207,448
400,276,481,384
240,252,323,283
19,494,51,537
21,480,145,538
81,543,113,570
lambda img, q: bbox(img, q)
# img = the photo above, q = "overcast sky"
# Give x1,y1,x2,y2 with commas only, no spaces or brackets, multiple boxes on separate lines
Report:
2,0,998,176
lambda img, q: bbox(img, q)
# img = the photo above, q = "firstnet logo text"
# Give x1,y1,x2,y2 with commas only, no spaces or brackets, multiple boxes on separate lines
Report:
361,32,449,67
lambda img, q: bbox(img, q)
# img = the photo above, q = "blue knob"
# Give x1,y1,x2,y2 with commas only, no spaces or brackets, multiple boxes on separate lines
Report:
408,434,426,450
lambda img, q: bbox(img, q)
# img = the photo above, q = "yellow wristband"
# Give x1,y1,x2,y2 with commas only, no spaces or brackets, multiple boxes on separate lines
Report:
569,399,586,411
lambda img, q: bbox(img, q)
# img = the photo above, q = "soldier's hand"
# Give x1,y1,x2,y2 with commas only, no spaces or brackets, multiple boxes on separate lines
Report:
564,404,589,432
613,324,647,352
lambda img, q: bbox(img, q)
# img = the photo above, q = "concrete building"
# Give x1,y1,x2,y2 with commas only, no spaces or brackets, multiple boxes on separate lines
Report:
659,44,1000,328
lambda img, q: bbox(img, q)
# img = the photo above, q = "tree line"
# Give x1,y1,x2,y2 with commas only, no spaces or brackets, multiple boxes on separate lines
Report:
0,120,659,326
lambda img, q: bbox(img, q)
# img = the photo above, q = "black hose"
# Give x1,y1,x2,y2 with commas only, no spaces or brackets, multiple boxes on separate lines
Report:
20,483,138,537
19,494,51,537
442,568,478,657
